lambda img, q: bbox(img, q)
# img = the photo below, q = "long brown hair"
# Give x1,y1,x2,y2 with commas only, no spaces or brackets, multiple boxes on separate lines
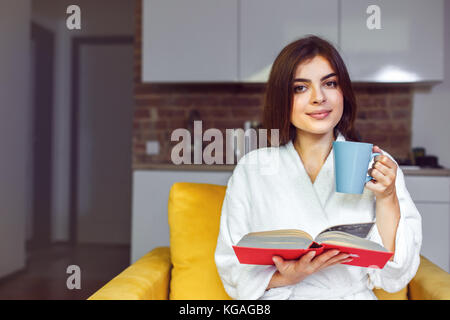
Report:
263,35,360,146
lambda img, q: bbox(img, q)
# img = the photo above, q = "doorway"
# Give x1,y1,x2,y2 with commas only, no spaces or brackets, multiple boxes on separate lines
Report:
69,36,134,246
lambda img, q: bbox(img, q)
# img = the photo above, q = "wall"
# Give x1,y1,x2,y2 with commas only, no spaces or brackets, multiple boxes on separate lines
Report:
133,0,414,168
0,0,31,278
31,0,135,242
411,0,450,169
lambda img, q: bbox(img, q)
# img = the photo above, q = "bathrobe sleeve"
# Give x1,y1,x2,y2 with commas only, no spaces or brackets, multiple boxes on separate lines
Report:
366,158,422,293
214,160,278,300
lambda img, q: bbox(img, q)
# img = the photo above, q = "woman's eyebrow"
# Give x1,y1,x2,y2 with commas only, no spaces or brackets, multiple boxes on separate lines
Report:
293,72,337,83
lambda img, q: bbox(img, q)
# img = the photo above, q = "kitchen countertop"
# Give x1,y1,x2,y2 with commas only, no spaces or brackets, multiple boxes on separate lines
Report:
399,168,450,176
133,163,236,171
133,163,450,176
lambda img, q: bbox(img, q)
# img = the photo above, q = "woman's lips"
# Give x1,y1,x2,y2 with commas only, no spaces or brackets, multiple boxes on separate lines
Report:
308,111,331,120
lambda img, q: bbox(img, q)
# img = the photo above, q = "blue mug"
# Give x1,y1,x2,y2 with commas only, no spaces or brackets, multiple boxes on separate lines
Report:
332,141,381,194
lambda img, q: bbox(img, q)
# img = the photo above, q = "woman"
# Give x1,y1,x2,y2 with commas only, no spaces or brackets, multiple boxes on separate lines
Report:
214,35,422,300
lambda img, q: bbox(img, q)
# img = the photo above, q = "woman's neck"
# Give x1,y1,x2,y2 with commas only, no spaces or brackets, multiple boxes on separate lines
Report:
293,130,335,166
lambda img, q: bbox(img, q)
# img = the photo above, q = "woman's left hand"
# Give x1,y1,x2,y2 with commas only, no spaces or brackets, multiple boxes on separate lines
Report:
365,145,398,200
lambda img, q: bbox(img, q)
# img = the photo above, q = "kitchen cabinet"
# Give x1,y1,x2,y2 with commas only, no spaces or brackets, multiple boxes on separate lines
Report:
141,0,238,82
340,0,444,82
141,0,444,83
239,0,339,82
141,0,339,83
415,203,449,272
405,176,450,272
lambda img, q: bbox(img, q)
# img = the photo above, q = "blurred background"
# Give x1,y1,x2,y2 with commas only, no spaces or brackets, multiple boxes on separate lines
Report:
0,0,449,299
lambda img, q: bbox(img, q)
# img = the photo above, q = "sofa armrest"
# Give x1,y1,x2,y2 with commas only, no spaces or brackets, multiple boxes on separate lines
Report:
88,247,171,300
408,255,450,300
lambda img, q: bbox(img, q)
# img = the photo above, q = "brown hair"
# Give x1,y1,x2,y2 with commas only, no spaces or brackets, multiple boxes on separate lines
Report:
263,35,360,146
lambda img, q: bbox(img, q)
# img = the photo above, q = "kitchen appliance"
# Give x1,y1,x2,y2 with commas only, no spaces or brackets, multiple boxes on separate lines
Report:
415,155,443,169
411,147,444,168
412,147,425,164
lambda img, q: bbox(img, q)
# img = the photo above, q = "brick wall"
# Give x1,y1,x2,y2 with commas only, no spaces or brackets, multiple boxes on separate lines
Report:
133,0,413,167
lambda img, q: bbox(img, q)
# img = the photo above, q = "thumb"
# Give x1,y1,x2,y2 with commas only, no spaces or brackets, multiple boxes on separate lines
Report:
373,145,383,154
272,256,284,269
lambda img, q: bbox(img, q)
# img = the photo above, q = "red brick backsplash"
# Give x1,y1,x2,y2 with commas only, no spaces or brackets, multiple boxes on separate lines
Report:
132,0,413,167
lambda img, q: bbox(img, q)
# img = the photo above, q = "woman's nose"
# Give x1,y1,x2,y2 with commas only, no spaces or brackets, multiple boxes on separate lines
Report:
312,87,326,104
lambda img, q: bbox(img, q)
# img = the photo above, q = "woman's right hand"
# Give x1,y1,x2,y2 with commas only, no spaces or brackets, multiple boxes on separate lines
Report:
266,250,353,290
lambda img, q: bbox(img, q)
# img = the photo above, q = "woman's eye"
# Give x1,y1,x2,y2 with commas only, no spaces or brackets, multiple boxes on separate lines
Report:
293,85,307,93
325,81,338,88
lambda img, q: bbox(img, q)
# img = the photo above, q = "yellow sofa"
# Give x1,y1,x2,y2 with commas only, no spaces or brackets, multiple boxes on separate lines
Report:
89,182,450,300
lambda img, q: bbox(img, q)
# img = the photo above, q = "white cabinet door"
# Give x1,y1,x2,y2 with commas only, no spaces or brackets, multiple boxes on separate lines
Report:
415,203,449,272
240,0,339,82
404,176,450,203
142,0,238,82
340,0,444,82
405,175,450,272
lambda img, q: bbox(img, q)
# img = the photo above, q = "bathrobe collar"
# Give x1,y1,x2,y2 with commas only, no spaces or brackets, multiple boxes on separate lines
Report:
285,131,346,215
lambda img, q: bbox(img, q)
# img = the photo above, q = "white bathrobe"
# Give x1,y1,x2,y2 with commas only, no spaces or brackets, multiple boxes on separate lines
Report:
214,132,422,300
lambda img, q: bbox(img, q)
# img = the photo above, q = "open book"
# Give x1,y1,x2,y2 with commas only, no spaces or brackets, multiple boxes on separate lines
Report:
232,222,394,269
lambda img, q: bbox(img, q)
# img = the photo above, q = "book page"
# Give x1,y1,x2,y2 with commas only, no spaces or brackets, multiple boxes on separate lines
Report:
318,222,374,238
236,229,313,249
315,231,387,252
246,229,313,239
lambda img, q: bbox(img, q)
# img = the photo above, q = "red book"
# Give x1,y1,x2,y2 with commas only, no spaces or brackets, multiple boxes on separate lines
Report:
232,223,394,269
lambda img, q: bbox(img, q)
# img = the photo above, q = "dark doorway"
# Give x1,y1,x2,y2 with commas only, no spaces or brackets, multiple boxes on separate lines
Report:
28,23,54,250
69,36,134,245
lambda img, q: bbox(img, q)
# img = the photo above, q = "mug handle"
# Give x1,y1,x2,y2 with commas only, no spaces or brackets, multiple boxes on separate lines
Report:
365,152,381,183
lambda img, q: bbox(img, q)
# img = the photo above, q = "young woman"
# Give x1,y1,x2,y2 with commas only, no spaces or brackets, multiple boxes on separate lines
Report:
214,35,422,300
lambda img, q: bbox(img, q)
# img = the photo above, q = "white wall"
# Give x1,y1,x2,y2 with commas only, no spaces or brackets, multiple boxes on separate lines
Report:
411,0,450,169
0,0,31,278
31,0,135,242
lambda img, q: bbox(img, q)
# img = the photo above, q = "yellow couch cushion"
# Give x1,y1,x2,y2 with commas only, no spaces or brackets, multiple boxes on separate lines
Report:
373,287,408,300
409,255,450,300
168,182,231,300
88,247,171,300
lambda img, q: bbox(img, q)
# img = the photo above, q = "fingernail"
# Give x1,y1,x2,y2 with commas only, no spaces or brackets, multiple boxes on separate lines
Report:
333,250,340,256
310,251,316,257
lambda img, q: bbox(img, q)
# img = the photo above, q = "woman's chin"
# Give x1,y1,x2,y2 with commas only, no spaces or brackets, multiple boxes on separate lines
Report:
297,127,335,136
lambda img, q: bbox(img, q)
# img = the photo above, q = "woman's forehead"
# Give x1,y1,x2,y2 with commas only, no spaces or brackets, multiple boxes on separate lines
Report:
294,56,335,78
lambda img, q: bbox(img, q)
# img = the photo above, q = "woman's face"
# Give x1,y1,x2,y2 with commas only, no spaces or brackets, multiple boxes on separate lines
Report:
290,55,344,136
